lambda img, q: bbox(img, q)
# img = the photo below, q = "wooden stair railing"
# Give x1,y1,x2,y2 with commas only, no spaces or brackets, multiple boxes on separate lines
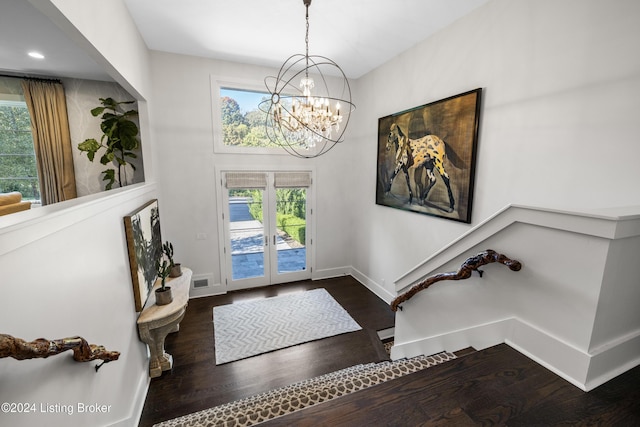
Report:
0,334,120,371
391,249,522,312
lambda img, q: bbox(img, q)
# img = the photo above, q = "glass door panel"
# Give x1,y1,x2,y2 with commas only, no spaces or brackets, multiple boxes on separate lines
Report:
274,188,307,275
228,189,266,282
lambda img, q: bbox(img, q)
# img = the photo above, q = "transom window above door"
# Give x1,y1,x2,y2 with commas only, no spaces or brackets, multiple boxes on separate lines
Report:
220,87,274,149
212,78,285,155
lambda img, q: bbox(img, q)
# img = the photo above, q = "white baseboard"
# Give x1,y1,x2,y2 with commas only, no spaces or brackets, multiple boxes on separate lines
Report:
313,266,395,304
350,266,396,304
312,266,351,280
391,316,591,389
583,328,640,391
188,272,226,298
391,317,512,360
189,284,226,298
505,319,591,390
108,371,149,427
392,316,640,391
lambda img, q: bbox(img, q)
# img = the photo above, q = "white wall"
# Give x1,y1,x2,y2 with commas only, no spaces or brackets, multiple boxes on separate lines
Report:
348,0,640,296
148,52,353,290
0,186,156,427
1,1,155,426
39,0,152,100
64,78,144,197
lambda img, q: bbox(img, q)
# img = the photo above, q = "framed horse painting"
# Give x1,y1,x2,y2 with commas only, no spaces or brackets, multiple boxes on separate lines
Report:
376,88,482,223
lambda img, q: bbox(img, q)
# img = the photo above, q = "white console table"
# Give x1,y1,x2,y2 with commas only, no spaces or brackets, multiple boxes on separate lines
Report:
137,268,192,378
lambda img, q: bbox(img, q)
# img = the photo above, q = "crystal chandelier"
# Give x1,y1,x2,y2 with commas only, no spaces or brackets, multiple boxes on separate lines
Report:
260,0,355,158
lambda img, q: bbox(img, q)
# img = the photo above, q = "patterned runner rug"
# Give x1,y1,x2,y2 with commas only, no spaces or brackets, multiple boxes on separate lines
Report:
213,288,361,364
153,351,457,426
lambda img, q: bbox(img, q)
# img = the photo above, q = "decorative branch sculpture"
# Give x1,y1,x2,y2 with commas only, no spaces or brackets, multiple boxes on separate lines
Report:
0,334,120,367
391,249,522,312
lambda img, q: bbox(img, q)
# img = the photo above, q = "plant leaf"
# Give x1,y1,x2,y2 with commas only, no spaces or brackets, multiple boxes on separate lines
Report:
100,98,118,110
90,106,105,117
77,138,100,152
117,121,140,150
100,152,115,165
102,169,116,190
123,109,139,118
77,138,101,161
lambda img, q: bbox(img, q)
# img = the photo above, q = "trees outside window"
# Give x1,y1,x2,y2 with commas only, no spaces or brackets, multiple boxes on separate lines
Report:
220,88,277,148
0,102,40,201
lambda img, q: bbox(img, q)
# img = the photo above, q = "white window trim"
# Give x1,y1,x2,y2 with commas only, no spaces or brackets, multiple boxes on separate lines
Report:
211,75,327,157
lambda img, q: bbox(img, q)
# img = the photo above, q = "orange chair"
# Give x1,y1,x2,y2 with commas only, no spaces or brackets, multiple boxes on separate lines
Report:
0,192,31,216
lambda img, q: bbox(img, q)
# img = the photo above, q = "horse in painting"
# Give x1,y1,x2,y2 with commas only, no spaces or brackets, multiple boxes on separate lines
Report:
385,122,456,212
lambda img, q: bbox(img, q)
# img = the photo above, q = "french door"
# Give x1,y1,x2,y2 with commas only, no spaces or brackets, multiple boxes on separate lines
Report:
221,171,312,290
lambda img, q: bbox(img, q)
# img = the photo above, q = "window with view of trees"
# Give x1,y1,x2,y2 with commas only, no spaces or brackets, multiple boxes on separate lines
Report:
0,101,40,201
220,87,279,148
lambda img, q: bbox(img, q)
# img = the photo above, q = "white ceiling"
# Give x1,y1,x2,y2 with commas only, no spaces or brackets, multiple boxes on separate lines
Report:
124,0,490,78
0,0,111,81
0,0,490,82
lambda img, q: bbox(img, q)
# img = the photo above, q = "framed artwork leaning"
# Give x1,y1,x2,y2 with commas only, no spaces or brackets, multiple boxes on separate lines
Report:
376,88,482,223
124,199,163,312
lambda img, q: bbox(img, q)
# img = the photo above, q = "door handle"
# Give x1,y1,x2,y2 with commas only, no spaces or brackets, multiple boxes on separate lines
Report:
273,235,276,245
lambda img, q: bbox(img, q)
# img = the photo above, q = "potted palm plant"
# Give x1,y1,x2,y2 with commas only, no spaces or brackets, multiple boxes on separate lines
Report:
155,259,173,306
163,241,182,278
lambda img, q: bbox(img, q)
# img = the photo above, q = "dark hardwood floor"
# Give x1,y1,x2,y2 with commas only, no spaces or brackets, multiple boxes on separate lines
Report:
262,344,640,426
138,276,396,427
140,276,640,426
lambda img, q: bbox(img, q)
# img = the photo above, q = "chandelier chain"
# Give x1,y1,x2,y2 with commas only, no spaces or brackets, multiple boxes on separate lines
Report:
259,0,354,158
305,2,310,73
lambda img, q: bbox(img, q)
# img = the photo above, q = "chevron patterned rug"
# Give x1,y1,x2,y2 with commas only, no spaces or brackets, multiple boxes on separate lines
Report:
153,351,457,426
213,288,362,364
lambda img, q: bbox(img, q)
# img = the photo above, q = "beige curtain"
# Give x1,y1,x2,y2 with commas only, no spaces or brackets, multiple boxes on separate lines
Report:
21,79,77,205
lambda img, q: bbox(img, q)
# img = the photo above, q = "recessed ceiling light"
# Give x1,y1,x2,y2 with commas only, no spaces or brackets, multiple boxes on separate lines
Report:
28,51,45,59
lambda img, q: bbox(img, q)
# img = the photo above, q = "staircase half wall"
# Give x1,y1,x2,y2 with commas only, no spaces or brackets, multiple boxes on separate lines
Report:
391,204,640,391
